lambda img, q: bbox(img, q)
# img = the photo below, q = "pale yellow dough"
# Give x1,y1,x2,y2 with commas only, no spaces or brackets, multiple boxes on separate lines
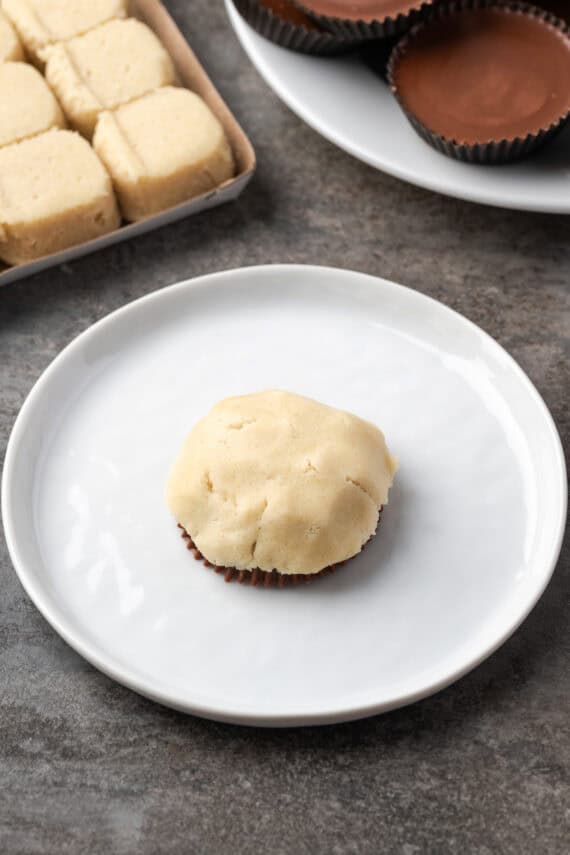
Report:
93,87,235,221
44,18,176,138
167,390,398,575
0,62,65,148
0,128,120,265
0,9,24,62
2,0,127,66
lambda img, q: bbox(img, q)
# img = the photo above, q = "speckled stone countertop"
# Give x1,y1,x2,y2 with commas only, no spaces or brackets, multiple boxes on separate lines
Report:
1,2,568,853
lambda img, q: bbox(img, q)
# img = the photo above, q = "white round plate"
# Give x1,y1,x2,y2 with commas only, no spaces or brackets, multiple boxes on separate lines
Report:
226,0,570,213
3,265,566,726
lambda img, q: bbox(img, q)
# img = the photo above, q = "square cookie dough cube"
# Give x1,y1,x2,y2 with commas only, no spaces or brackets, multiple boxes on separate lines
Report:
2,0,127,67
0,62,65,148
0,129,120,265
93,87,235,221
45,18,177,138
0,9,24,62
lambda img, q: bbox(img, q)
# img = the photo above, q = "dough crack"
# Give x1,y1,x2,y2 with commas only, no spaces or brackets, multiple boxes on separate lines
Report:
345,476,376,506
227,418,256,430
251,499,269,560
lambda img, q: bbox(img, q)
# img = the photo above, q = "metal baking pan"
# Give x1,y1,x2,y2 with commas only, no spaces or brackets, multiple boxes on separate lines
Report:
0,0,256,286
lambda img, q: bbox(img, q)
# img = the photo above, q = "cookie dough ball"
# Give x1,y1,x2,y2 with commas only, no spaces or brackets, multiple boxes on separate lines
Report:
93,87,235,221
0,62,65,148
0,128,120,265
0,9,24,62
2,0,127,67
167,390,398,574
44,18,176,138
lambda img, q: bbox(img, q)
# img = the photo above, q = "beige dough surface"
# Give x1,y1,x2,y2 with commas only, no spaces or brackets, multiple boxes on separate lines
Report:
44,18,176,137
167,390,398,574
0,128,120,265
93,87,235,221
2,0,127,66
0,9,24,62
0,62,65,148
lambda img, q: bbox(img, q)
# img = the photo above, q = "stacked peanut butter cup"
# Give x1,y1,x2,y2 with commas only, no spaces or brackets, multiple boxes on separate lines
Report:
233,0,570,164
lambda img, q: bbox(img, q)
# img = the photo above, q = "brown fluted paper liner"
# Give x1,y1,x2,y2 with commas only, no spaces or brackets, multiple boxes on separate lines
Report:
177,514,381,588
387,0,570,164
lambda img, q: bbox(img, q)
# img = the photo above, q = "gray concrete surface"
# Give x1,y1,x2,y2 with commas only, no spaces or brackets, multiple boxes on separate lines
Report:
1,1,569,853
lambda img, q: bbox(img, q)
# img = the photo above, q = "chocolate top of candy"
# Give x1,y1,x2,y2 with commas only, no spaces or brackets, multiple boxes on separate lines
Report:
298,1,423,22
261,0,318,28
392,7,570,144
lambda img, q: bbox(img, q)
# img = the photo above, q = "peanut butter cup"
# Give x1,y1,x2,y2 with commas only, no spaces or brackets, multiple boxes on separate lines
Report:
167,391,398,586
295,1,436,40
388,1,570,163
232,0,355,54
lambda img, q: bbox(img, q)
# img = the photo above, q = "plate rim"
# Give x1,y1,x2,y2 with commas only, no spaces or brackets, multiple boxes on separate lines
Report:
2,264,567,726
225,0,570,215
